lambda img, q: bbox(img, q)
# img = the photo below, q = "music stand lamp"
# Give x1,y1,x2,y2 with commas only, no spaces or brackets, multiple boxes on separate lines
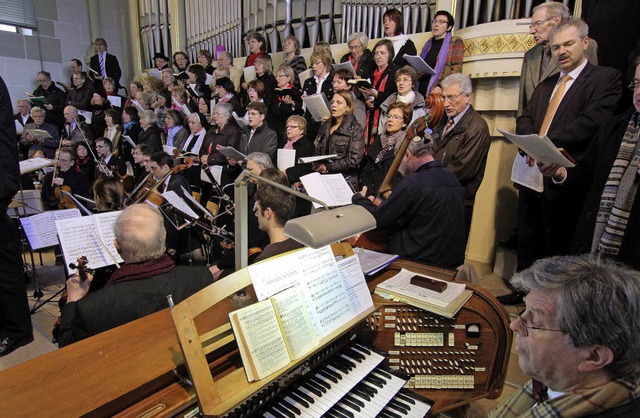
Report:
234,169,376,269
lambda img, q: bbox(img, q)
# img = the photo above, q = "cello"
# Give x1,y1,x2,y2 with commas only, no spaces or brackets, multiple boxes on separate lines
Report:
350,93,445,251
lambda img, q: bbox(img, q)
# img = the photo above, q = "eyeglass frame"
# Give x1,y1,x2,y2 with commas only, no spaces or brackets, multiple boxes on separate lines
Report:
515,307,565,337
628,81,640,91
443,92,466,102
529,16,553,29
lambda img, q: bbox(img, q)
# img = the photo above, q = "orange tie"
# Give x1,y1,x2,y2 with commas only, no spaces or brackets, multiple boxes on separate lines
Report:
539,74,571,137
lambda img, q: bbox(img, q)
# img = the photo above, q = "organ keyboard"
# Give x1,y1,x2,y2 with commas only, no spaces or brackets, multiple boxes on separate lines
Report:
0,256,511,417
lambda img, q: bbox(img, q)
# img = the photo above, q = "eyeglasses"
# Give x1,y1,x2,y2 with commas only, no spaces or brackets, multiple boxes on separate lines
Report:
432,19,449,25
387,115,404,121
396,77,412,84
276,73,288,78
286,125,300,129
516,307,564,337
529,16,553,29
349,44,363,50
443,92,465,102
628,81,640,91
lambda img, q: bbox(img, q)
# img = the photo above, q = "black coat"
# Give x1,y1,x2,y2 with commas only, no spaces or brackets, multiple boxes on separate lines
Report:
32,83,67,130
340,49,376,79
137,124,163,151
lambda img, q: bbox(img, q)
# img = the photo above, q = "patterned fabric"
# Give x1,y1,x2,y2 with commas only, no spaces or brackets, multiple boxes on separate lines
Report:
489,378,640,418
420,32,452,94
376,129,404,164
105,254,175,286
592,112,640,255
540,47,552,79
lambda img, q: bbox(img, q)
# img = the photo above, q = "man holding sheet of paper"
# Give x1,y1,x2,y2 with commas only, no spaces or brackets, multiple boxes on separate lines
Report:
512,19,622,294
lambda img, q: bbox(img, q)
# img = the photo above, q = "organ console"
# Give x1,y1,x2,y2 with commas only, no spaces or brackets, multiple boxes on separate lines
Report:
0,252,511,417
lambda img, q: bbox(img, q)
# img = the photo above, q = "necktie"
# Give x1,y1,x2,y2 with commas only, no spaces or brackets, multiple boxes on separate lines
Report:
539,74,571,137
99,53,106,77
539,47,551,79
443,118,455,137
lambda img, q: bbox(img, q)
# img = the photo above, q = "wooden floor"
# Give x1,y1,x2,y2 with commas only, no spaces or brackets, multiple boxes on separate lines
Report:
0,250,527,417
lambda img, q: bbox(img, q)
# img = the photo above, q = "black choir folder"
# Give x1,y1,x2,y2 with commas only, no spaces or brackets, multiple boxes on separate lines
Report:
229,246,374,382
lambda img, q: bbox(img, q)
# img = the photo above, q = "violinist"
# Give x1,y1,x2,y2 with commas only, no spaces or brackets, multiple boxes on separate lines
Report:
95,137,127,179
147,152,192,258
42,147,90,210
131,143,152,185
58,204,215,347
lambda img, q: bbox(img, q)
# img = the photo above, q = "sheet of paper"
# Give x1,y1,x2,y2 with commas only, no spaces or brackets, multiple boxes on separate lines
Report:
298,68,313,87
218,145,246,161
20,209,81,250
277,148,296,172
271,286,319,360
403,54,436,75
122,135,136,147
377,268,465,308
163,145,176,155
302,94,330,122
107,95,122,108
498,129,575,167
336,255,374,316
14,120,23,135
92,211,124,265
511,153,544,193
298,154,338,164
181,185,214,218
243,66,257,83
19,157,54,175
147,68,162,80
232,111,248,130
332,61,355,75
354,247,400,275
300,172,353,208
162,190,200,219
77,110,92,124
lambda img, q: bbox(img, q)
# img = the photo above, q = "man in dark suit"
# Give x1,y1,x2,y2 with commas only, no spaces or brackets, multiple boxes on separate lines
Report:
433,73,491,235
518,2,598,116
33,71,67,131
89,38,122,90
15,99,33,158
58,204,214,347
95,137,127,178
502,19,622,304
66,72,95,111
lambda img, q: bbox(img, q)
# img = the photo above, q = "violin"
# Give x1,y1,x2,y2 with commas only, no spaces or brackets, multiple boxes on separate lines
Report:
68,256,94,282
54,184,76,209
131,157,193,205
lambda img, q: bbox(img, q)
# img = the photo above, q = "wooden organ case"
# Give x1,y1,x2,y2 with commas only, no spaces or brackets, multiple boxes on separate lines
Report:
0,253,511,417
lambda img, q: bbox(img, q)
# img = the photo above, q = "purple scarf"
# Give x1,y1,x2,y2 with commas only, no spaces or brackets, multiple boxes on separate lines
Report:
420,32,452,94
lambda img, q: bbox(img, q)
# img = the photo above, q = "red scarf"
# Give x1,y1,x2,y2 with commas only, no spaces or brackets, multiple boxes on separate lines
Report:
367,66,389,143
246,51,266,67
105,254,175,286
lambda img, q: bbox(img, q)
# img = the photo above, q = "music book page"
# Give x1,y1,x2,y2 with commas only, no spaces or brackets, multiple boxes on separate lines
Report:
498,129,575,167
243,66,257,83
332,61,355,75
23,129,52,140
511,153,544,193
301,93,330,122
403,54,436,75
277,148,296,172
56,211,124,273
20,209,81,250
231,111,249,131
19,157,54,174
147,69,162,80
14,119,23,135
354,247,400,275
298,68,313,87
122,135,136,148
271,286,320,360
297,154,338,164
217,145,246,161
107,95,122,108
300,172,353,208
162,190,199,219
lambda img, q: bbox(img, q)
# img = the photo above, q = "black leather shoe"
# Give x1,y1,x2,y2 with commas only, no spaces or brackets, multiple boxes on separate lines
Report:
0,334,34,357
497,291,526,305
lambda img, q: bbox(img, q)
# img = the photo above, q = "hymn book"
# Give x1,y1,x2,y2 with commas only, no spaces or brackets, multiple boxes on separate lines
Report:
301,93,331,122
23,128,53,140
402,54,436,75
229,286,320,382
347,78,374,90
300,172,354,208
20,209,81,250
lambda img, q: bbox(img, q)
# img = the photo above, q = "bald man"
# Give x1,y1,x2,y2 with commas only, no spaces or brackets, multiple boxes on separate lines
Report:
58,204,214,347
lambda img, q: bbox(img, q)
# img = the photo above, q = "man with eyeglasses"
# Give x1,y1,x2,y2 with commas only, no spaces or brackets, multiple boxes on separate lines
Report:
518,2,598,116
489,255,640,417
568,57,640,269
432,73,490,235
32,71,67,131
21,106,60,159
502,20,622,306
239,101,277,165
95,137,126,179
42,147,90,210
89,38,122,90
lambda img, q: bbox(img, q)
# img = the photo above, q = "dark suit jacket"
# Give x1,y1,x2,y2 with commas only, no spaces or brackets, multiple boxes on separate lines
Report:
58,266,213,346
340,49,375,79
96,153,127,178
89,52,123,87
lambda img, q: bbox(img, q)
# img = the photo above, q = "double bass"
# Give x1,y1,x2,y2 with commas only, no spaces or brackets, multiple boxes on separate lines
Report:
351,92,445,250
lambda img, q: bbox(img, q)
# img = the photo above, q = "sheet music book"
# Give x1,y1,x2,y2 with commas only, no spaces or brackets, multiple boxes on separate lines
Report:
56,211,124,273
23,128,53,140
511,153,544,192
243,66,257,83
277,148,296,172
332,61,355,75
180,185,215,218
230,286,320,381
375,268,471,318
354,247,400,275
301,93,331,122
186,84,200,98
217,145,246,161
26,93,48,106
147,68,162,80
232,111,249,131
297,154,338,164
162,190,199,219
20,209,81,250
347,78,374,90
130,99,145,114
89,67,101,77
498,129,576,168
107,95,122,108
19,157,55,175
298,68,313,87
402,54,436,75
248,246,373,338
300,172,353,208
